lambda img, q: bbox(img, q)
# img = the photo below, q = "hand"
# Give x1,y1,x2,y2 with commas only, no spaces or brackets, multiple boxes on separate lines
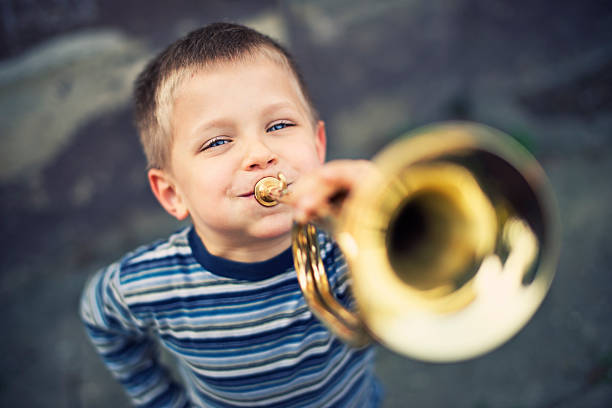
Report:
286,160,378,224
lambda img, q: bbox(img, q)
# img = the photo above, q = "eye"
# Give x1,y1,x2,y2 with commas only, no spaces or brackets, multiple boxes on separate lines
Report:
266,121,295,132
201,137,231,151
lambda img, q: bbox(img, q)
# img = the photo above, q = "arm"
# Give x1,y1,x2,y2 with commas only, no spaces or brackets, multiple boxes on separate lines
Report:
80,263,189,407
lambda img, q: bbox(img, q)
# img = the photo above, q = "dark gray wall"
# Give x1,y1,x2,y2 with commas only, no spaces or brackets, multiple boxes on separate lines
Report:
1,1,611,406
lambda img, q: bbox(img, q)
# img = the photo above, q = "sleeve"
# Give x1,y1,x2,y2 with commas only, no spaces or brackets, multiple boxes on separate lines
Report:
79,262,190,408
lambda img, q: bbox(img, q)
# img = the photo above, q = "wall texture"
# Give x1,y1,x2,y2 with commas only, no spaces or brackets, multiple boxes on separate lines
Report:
1,1,611,406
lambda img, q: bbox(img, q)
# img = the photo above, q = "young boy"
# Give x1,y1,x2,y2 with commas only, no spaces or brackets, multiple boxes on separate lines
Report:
80,22,380,407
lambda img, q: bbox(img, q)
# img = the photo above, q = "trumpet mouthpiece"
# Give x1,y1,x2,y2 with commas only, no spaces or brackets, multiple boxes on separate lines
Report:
254,173,287,207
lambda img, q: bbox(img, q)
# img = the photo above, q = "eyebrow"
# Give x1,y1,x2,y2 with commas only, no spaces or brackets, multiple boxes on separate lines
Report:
260,101,299,117
192,118,234,135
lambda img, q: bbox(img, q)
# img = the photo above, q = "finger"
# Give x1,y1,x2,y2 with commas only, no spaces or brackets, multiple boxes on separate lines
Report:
289,160,377,223
291,176,337,223
317,160,374,190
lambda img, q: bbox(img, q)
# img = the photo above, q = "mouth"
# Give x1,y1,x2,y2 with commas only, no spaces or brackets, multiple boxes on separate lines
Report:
237,180,292,200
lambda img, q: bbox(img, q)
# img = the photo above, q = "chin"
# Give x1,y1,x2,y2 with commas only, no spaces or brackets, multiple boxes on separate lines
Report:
249,212,294,240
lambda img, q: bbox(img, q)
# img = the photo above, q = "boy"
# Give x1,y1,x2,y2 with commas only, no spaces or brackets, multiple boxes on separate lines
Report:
80,22,380,407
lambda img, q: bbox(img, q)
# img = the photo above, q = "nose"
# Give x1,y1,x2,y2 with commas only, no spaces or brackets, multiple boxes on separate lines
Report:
242,136,277,171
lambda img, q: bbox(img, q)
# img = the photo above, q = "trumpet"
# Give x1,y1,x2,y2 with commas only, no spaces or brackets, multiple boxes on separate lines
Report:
254,121,559,362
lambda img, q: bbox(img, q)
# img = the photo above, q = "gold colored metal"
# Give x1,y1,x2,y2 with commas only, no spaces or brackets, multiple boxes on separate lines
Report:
292,223,370,347
255,121,559,362
254,173,287,206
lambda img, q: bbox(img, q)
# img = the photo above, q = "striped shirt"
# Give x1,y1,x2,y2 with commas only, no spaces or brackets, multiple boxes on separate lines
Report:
80,226,380,407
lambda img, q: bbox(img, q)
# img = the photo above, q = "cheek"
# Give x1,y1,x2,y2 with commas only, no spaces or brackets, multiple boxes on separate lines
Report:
182,164,230,205
285,139,324,169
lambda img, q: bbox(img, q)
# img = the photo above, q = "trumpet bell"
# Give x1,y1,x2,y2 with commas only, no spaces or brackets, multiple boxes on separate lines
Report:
338,122,559,361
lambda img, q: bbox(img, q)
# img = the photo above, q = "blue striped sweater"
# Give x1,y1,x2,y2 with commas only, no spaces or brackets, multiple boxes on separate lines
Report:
80,226,380,407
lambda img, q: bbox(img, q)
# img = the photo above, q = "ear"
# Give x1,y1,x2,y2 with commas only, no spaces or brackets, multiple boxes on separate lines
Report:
315,120,327,164
148,168,189,220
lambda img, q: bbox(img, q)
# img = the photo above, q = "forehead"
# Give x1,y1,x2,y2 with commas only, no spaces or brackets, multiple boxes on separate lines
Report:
182,51,301,97
171,53,311,121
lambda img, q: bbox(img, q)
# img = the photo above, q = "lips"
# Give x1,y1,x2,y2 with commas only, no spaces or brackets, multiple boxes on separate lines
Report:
237,185,292,198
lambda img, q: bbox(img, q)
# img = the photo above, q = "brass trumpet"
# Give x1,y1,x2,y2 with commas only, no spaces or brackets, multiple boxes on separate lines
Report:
254,122,559,362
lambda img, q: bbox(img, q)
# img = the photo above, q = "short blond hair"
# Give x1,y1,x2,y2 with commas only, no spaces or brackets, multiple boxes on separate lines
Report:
133,23,319,170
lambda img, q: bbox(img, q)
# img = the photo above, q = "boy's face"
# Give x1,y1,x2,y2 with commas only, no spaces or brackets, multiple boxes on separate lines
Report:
150,54,326,255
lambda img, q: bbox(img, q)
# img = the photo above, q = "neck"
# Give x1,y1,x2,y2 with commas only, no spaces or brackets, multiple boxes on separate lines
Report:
194,226,292,263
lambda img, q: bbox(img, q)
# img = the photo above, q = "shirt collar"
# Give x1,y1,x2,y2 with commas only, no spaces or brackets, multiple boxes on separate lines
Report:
188,226,294,281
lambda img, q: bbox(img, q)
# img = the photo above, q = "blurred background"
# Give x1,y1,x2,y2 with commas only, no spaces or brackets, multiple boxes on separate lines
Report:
1,0,611,407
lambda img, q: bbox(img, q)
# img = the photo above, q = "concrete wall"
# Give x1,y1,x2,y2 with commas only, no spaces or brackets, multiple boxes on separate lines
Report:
1,1,611,406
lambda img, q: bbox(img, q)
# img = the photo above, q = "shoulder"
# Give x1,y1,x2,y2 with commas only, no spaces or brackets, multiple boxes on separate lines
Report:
106,227,197,295
120,227,193,273
81,227,200,327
